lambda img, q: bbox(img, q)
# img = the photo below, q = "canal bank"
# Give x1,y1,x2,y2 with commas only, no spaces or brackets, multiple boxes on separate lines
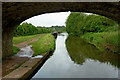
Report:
32,33,118,78
2,33,119,79
2,51,53,80
2,33,56,80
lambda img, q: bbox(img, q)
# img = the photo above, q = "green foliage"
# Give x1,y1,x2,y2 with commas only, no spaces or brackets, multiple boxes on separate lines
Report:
66,12,118,36
66,35,119,68
14,22,66,37
81,31,118,53
37,25,66,33
37,27,52,33
66,12,118,53
13,46,20,54
28,34,55,56
14,22,52,36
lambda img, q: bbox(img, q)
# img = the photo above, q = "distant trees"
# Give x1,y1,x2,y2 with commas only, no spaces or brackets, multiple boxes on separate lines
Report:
14,22,52,36
50,25,66,32
37,25,66,32
37,27,52,33
66,12,118,36
14,22,66,36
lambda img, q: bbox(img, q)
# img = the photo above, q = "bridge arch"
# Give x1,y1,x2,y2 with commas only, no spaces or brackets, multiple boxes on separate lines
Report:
2,2,120,58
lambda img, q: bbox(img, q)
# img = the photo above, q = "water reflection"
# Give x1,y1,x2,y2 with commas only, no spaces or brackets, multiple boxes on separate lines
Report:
66,36,119,68
32,33,118,78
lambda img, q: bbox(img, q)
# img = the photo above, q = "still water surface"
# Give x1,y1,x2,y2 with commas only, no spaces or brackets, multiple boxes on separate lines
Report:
32,33,118,78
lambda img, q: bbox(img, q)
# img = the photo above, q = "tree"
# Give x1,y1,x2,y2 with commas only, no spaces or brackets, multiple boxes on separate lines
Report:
66,12,117,36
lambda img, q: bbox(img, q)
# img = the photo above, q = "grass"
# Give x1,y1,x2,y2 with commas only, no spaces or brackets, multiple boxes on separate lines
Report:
13,33,55,56
13,34,41,44
5,33,55,76
81,31,118,53
7,46,20,57
28,34,55,56
13,46,20,54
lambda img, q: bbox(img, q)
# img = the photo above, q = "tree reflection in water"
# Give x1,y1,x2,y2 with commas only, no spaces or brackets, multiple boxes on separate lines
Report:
66,36,119,68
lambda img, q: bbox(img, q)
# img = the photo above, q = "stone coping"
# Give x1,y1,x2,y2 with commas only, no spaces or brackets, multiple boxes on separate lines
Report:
2,51,52,80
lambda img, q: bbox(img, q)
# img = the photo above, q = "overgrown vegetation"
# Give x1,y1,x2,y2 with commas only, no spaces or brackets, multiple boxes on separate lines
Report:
14,22,52,36
14,22,66,37
66,12,118,53
13,22,56,57
66,12,118,36
81,31,118,53
28,34,55,56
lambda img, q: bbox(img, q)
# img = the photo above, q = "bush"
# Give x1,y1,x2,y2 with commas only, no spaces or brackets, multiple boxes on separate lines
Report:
14,22,52,36
66,12,118,36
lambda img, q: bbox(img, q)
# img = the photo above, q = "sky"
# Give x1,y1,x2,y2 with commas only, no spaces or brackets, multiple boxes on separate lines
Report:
22,11,71,27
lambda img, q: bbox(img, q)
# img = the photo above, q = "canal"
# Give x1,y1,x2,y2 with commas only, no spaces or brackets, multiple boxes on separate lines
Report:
32,33,118,78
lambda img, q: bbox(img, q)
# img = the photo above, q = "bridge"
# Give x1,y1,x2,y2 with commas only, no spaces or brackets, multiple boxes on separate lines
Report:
2,2,120,58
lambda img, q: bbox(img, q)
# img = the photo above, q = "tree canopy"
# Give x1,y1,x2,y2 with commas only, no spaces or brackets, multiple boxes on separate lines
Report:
66,12,118,36
14,22,52,36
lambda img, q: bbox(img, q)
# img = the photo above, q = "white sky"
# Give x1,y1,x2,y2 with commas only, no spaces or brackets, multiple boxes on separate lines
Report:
22,11,71,27
22,12,92,27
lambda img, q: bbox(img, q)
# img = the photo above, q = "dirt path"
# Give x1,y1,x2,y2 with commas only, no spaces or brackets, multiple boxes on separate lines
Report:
2,35,42,77
13,35,41,48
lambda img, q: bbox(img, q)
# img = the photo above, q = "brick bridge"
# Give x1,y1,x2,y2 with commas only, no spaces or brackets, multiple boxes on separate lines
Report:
2,2,120,58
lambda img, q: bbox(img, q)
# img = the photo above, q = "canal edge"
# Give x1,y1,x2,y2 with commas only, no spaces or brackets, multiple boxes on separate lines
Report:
2,51,53,80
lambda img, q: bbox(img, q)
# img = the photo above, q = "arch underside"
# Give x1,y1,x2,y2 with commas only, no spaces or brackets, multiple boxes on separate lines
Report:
2,2,120,58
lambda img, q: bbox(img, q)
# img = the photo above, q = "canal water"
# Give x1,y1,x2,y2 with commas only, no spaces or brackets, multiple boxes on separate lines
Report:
32,33,119,78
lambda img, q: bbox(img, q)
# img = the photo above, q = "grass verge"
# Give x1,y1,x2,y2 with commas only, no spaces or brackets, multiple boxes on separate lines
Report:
13,34,41,44
13,46,20,54
28,34,55,56
81,31,118,53
7,46,20,57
